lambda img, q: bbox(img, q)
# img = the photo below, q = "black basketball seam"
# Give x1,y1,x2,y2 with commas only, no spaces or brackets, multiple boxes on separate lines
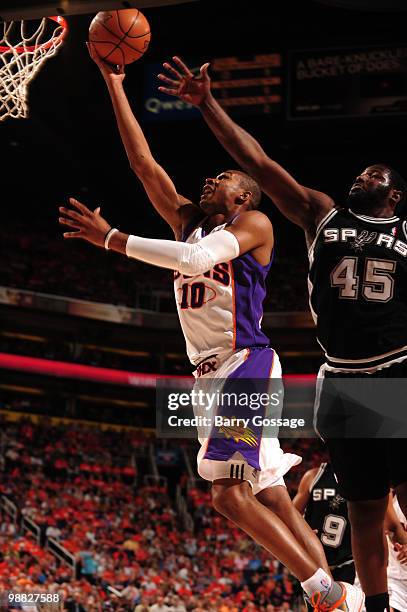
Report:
119,33,150,52
103,41,126,64
90,32,149,49
99,22,149,41
99,33,148,59
121,29,151,40
117,8,140,35
95,21,124,40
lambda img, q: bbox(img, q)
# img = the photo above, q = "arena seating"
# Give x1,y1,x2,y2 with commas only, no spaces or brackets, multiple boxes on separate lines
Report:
0,224,309,314
0,417,327,610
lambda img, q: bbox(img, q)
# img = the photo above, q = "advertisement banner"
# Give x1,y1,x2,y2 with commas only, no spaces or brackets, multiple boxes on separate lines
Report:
288,44,407,119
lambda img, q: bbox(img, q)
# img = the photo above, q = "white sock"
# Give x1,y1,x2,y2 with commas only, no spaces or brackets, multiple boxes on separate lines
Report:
301,568,332,597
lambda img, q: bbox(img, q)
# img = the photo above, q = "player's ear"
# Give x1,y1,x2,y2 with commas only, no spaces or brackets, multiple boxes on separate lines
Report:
390,188,402,206
236,191,252,205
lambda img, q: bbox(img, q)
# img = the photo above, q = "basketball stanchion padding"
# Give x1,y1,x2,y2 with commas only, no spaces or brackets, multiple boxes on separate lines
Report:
0,16,68,121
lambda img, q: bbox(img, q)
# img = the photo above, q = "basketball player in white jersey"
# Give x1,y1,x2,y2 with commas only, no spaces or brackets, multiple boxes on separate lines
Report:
385,493,407,612
58,45,364,611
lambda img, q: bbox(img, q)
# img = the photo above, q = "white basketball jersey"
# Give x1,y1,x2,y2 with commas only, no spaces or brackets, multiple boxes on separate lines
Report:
174,219,271,366
388,496,407,582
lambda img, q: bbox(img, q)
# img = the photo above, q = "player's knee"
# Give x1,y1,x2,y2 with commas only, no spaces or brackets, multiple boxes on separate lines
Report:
212,482,251,519
348,497,387,529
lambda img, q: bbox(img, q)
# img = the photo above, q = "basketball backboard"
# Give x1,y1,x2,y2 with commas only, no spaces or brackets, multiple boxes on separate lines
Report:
0,0,199,22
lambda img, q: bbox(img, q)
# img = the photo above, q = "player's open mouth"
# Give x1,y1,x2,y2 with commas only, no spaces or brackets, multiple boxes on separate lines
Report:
201,186,214,198
350,184,364,192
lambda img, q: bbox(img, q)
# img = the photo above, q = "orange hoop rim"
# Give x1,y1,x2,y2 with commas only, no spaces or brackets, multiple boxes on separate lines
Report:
0,15,68,54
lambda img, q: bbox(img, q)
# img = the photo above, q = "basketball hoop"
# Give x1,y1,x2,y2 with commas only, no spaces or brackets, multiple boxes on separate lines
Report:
0,16,68,121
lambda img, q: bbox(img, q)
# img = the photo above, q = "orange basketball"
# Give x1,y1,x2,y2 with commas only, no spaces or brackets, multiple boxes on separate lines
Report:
89,8,151,65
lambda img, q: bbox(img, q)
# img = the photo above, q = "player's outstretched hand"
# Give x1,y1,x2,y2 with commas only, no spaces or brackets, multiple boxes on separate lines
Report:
59,198,111,247
158,56,211,106
87,42,125,83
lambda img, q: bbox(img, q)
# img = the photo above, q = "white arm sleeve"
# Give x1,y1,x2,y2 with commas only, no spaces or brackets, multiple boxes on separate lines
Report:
126,229,240,275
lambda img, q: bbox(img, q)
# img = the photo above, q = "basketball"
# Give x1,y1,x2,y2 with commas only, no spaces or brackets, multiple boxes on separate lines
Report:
88,8,151,65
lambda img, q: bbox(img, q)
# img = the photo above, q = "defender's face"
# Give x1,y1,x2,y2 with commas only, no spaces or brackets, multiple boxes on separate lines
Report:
348,165,391,205
200,171,243,212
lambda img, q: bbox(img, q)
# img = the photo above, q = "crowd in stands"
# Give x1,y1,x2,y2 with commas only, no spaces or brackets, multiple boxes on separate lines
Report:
0,417,326,611
0,224,309,313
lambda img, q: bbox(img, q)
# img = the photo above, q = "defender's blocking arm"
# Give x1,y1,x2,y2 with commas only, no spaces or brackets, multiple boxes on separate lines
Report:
88,44,201,239
158,57,334,233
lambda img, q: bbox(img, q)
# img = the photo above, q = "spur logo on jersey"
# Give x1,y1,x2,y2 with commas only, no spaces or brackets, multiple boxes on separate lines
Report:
323,227,407,257
174,262,231,310
329,493,345,510
350,230,377,252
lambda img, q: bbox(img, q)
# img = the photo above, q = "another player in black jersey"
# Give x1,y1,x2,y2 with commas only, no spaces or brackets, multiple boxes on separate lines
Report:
160,58,407,612
293,463,354,584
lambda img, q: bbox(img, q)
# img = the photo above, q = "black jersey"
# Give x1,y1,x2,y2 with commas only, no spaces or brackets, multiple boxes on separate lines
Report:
304,463,352,568
309,208,407,369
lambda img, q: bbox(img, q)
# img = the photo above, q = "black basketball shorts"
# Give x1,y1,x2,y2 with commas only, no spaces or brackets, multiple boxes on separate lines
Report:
314,359,407,501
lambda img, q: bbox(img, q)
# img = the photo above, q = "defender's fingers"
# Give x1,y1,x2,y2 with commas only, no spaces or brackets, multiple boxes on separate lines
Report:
63,231,83,238
158,86,178,96
59,207,83,221
163,62,182,80
59,217,82,229
158,73,179,87
69,197,91,216
173,56,194,77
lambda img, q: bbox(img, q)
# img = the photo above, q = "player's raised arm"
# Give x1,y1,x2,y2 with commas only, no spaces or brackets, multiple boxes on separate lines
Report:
292,468,319,515
59,197,243,272
158,57,334,233
88,44,202,239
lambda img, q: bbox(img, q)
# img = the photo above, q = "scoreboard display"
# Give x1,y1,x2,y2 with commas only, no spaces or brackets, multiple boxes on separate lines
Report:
143,54,282,122
210,54,282,116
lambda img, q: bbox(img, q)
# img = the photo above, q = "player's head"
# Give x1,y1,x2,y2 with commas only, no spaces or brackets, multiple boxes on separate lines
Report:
347,164,406,214
200,170,261,215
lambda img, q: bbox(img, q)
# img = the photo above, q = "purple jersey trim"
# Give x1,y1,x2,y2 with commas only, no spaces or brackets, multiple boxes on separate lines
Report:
203,348,276,470
232,252,271,350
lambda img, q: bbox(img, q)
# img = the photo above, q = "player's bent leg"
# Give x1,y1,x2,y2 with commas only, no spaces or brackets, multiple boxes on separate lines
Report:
256,484,330,575
212,478,364,611
348,496,389,596
211,477,318,581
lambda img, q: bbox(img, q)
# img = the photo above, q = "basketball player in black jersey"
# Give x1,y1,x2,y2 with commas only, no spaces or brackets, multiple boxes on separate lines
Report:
159,57,407,612
293,463,354,584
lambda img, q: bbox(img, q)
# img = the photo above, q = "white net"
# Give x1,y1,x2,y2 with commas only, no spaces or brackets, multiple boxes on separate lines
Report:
0,16,67,121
